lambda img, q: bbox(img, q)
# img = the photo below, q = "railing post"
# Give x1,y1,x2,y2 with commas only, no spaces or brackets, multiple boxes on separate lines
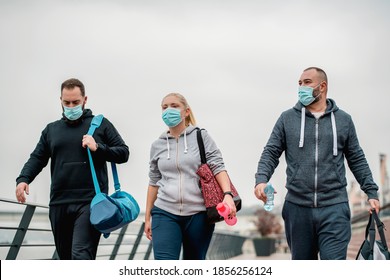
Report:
52,250,59,260
128,222,145,260
6,205,36,260
144,241,153,260
109,224,128,260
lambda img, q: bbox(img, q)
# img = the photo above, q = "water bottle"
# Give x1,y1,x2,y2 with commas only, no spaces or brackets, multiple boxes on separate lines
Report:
263,183,274,211
216,202,237,226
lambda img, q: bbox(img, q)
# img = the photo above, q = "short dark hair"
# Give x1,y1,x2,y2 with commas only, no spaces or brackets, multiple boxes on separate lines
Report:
61,78,85,96
304,67,328,83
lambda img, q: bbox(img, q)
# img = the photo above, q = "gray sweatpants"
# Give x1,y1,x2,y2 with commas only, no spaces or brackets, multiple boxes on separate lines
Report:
282,201,351,260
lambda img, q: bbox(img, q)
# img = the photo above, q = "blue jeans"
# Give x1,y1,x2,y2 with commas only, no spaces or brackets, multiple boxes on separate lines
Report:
282,201,351,260
151,206,215,260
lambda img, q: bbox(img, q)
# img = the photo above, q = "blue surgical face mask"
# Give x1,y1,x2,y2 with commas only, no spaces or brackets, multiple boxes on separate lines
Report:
63,104,83,120
298,82,322,106
162,108,182,127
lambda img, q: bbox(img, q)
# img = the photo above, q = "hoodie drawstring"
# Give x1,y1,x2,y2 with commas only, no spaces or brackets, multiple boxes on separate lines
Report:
166,129,188,159
299,107,306,148
166,134,171,159
184,129,188,154
299,108,338,156
331,112,338,156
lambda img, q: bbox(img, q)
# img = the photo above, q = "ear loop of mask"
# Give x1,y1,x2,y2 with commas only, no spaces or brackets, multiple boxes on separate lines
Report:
312,81,325,101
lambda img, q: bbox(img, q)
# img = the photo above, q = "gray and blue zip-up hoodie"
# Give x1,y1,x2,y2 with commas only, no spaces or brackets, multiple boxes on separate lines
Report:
149,125,226,215
255,98,378,207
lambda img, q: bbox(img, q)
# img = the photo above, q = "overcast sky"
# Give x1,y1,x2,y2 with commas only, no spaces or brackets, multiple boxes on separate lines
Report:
1,0,389,213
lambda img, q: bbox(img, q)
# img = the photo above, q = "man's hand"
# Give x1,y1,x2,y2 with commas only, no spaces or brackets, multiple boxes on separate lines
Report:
368,198,380,214
16,182,29,203
82,135,98,151
254,183,277,203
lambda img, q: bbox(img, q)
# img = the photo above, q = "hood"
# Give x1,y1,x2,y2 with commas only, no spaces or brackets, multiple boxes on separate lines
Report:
293,98,339,113
159,125,198,160
294,99,339,156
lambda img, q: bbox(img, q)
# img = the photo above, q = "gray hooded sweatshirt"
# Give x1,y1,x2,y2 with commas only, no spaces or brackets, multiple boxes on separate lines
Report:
149,125,226,215
256,98,378,207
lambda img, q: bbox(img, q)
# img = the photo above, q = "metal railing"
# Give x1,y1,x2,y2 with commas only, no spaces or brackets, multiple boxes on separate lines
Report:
0,198,54,260
0,197,152,260
3,197,388,260
0,197,246,260
207,232,246,260
351,203,390,224
349,203,390,236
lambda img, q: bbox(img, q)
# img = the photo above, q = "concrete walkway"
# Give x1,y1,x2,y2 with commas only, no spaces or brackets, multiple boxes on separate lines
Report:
230,252,291,260
228,238,291,260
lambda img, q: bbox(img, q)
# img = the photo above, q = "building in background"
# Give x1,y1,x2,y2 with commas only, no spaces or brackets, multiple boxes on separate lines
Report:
348,180,369,216
349,153,390,216
380,154,390,214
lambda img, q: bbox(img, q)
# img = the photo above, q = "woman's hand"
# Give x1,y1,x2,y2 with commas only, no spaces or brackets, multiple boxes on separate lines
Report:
144,219,152,240
222,194,236,217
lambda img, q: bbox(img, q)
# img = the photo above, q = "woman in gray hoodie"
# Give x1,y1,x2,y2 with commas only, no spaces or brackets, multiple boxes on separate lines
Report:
144,93,236,260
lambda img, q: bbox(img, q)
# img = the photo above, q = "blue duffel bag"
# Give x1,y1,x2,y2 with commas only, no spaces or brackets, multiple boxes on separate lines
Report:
87,115,139,238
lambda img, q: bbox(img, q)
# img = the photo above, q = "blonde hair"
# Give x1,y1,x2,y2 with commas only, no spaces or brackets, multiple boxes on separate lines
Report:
162,93,196,126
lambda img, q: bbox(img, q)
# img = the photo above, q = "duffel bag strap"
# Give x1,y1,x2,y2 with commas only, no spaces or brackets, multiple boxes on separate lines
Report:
87,114,104,194
110,162,121,192
87,114,122,194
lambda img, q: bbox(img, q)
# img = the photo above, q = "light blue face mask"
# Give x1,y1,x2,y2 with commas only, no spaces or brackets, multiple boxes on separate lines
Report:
63,104,83,120
298,82,322,106
162,108,182,127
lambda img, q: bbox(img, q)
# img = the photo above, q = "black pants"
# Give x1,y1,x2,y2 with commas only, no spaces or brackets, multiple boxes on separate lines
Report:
49,203,101,260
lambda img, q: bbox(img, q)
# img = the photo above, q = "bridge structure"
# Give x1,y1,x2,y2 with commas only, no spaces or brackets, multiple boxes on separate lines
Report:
1,197,389,260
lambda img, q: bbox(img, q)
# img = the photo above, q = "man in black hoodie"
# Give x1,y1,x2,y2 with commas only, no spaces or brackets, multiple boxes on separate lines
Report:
15,78,129,259
254,67,380,260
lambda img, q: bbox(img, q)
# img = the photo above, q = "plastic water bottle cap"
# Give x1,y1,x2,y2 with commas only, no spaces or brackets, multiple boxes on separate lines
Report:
216,203,226,211
217,203,231,217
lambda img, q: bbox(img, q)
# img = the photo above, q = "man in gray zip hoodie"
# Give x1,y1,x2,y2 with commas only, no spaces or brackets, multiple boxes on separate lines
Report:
254,67,380,260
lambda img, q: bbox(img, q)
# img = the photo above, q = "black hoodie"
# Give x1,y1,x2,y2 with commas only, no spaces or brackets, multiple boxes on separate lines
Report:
16,109,129,205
